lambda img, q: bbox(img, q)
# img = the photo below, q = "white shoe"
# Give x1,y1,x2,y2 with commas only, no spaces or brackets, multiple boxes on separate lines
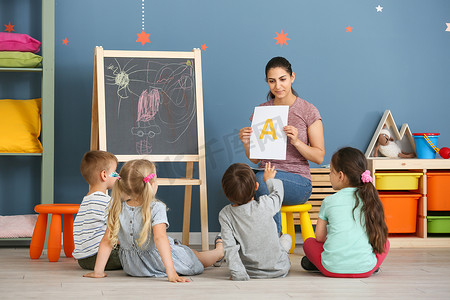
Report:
279,234,292,253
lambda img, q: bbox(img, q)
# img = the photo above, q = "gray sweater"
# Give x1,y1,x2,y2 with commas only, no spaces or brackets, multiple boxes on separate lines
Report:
218,179,290,281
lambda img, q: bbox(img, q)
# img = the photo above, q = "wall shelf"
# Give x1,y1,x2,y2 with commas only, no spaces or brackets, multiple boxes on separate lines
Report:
0,153,43,156
0,0,54,243
0,68,43,72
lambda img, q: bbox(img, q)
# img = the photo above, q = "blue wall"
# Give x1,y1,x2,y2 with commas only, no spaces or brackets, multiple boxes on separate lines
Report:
1,0,450,232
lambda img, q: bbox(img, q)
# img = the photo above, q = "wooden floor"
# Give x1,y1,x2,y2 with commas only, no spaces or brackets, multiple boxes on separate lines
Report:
1,246,450,299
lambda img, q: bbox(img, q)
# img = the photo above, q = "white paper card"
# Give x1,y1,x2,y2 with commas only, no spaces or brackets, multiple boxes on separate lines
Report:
250,106,289,160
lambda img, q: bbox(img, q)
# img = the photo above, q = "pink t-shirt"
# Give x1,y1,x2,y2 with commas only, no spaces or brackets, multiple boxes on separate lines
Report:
250,97,321,180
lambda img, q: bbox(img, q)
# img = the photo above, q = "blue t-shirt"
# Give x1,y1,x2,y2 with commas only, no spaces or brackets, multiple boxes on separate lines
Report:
318,187,377,273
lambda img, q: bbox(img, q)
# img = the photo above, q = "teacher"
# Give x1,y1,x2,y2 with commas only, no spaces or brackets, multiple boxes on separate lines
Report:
239,56,325,235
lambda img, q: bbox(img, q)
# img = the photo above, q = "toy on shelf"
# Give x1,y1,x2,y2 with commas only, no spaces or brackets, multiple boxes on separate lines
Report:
424,134,450,159
374,128,415,158
365,110,416,159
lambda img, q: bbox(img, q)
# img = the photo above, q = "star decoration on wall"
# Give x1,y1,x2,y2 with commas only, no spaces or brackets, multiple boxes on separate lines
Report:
376,5,383,12
201,44,207,51
62,38,68,45
136,29,151,46
446,23,450,32
346,26,353,32
274,30,290,47
4,22,15,32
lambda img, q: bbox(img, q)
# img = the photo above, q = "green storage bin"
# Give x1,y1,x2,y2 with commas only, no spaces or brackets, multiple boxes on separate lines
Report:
427,216,450,233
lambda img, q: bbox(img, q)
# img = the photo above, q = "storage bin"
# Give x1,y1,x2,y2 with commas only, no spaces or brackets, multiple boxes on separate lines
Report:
427,216,450,233
427,171,450,211
379,192,421,233
375,172,423,190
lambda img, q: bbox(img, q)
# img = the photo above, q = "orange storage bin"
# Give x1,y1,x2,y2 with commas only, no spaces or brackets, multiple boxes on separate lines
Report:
427,172,450,211
379,192,421,233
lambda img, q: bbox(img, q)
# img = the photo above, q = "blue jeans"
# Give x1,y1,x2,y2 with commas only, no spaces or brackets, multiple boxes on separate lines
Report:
255,170,312,235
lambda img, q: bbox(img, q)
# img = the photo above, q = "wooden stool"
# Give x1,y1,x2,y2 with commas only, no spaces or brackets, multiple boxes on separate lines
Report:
30,204,80,262
281,203,315,254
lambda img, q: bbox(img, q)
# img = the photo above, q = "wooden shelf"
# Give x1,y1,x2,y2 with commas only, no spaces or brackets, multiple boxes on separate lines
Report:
368,158,450,247
0,153,42,156
0,68,43,72
0,0,55,246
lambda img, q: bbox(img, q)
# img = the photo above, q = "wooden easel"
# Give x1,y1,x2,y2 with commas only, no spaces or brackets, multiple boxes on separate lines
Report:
91,47,209,250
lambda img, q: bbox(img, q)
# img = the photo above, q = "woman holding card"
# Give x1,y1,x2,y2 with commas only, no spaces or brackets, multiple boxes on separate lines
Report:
239,56,325,235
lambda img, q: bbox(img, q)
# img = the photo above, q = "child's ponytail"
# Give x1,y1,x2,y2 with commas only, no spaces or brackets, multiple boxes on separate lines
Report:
356,173,388,254
137,181,155,247
108,179,123,248
331,147,388,254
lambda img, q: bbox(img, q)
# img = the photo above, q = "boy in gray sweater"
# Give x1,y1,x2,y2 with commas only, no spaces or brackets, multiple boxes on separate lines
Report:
218,162,291,281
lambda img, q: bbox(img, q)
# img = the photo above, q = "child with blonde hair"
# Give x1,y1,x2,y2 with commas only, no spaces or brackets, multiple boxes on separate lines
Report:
84,159,224,282
302,147,390,278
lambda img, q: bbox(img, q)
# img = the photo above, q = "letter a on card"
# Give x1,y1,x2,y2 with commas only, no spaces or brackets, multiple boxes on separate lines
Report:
260,119,277,140
250,106,289,160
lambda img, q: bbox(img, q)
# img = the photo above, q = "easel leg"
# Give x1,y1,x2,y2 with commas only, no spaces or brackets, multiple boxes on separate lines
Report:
182,162,194,246
199,180,209,251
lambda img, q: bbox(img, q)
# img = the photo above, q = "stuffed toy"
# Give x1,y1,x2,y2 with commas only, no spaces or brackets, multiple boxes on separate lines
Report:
374,128,415,158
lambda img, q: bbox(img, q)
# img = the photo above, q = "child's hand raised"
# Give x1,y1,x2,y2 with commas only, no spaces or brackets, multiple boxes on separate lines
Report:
83,271,107,278
263,162,277,182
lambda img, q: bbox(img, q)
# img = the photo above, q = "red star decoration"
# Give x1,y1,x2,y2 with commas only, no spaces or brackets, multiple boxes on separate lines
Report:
346,26,353,32
4,22,15,32
274,30,290,47
136,30,151,46
62,38,68,45
201,44,207,51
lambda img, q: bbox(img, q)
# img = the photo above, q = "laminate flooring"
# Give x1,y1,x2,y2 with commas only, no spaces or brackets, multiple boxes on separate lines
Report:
1,246,449,299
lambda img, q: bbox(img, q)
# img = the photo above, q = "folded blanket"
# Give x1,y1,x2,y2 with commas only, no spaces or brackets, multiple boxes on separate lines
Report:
0,214,38,238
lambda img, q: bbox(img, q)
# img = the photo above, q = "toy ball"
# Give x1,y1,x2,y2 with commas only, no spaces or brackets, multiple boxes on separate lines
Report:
439,147,450,159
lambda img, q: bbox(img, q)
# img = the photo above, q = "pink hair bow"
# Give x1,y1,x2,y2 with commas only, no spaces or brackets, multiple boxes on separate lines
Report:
143,173,155,183
361,170,373,184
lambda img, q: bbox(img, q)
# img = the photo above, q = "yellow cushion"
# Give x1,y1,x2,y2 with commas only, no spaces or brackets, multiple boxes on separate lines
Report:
0,98,42,153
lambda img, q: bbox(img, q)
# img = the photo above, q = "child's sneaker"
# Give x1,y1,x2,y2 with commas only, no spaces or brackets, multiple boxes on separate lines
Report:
301,256,319,271
279,234,292,253
213,235,225,267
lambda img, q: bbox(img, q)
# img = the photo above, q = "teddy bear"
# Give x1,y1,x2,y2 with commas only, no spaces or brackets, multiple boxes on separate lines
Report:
374,128,415,158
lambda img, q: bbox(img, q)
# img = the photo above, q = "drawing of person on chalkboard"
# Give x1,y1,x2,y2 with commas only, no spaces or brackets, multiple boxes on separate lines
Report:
238,57,325,235
131,88,162,138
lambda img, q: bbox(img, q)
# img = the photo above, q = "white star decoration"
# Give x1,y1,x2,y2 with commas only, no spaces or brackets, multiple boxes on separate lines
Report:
446,23,450,32
376,5,383,12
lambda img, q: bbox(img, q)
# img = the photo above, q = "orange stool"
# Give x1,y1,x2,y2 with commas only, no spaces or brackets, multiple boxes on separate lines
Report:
30,204,80,262
281,203,315,254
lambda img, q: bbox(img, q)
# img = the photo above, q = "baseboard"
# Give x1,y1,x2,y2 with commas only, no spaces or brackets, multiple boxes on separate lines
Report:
168,232,304,245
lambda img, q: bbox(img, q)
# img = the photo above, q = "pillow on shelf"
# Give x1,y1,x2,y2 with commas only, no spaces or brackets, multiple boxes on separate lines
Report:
0,32,41,53
0,214,39,238
0,51,42,68
0,98,43,153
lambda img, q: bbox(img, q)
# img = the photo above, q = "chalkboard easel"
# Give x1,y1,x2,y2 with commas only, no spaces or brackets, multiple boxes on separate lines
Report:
90,47,209,250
